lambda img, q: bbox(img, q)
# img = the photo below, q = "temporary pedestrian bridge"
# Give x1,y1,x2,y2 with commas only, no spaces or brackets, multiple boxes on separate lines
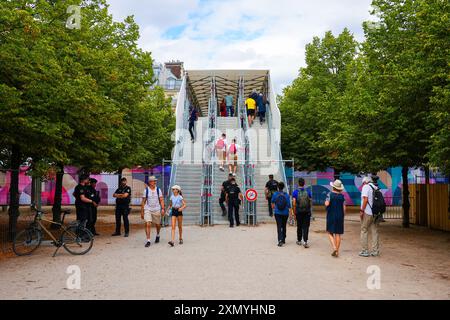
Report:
167,70,288,225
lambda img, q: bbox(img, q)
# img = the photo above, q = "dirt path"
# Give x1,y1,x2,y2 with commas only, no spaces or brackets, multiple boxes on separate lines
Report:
0,211,449,300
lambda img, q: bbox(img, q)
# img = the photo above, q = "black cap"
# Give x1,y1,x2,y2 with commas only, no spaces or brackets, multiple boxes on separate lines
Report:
90,178,98,184
79,174,89,182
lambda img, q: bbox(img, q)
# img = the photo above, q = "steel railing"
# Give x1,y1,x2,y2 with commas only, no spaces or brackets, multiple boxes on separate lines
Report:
238,76,257,225
200,77,217,225
166,75,190,221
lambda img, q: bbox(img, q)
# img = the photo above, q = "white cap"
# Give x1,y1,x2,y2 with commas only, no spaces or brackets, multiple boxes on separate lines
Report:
362,176,372,184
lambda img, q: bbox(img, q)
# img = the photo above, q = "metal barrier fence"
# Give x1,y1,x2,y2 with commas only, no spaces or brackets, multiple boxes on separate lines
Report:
0,169,171,207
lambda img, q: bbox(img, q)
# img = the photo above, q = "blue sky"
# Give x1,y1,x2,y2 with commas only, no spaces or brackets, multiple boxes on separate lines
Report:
106,0,373,93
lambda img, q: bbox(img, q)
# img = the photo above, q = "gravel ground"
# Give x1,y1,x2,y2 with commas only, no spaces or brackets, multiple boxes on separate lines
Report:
0,209,449,300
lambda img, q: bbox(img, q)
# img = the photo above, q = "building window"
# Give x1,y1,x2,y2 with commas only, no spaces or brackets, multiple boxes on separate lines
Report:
167,78,176,90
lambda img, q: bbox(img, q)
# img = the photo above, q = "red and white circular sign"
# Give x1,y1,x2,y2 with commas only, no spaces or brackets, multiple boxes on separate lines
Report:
245,188,258,202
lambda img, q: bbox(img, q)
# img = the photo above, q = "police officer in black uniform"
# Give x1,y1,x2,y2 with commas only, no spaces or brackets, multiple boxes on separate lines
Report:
112,177,131,237
265,174,279,217
73,174,95,227
86,178,101,236
219,173,233,216
225,177,243,228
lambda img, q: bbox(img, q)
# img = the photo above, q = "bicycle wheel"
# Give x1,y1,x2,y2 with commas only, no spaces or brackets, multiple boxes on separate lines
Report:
13,227,42,256
61,226,94,255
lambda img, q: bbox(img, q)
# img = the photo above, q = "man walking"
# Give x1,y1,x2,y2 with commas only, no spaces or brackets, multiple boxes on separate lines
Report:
219,173,233,216
256,93,265,125
225,177,243,228
265,175,278,217
245,94,256,127
271,182,291,246
112,177,131,237
188,106,198,143
141,176,165,247
86,178,101,236
225,93,234,117
359,176,380,257
292,178,312,248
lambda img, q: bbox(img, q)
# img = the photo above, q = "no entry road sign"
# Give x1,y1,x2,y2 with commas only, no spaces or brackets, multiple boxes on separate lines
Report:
245,188,258,202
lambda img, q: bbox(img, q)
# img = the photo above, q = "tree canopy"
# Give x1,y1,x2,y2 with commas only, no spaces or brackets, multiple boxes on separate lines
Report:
0,0,175,233
280,0,449,175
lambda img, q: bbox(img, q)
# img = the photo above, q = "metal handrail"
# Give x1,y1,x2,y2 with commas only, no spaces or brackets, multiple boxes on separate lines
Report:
238,76,257,225
200,76,217,225
167,75,189,209
266,78,289,196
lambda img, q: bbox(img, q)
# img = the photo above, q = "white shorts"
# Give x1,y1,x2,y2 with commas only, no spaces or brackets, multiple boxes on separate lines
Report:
144,210,161,224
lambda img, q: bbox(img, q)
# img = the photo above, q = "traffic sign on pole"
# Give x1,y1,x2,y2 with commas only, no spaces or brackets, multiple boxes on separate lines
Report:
245,188,258,202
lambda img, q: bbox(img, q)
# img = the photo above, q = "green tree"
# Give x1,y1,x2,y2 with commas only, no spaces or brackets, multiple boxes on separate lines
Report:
359,0,449,226
0,0,174,236
279,29,359,173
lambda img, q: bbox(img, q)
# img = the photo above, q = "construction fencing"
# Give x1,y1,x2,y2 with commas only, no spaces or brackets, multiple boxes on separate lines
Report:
0,166,171,207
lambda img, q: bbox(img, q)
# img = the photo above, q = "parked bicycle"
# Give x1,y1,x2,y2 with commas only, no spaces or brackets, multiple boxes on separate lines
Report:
13,206,94,257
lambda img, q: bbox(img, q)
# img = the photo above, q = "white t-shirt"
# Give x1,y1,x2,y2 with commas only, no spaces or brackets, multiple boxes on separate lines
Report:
361,183,375,215
142,187,161,211
170,194,184,209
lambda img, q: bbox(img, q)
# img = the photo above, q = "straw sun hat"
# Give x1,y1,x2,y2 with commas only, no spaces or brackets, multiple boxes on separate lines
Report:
330,179,344,191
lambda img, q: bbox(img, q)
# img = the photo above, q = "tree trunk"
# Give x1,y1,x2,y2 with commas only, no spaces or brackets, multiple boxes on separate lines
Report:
402,166,410,228
31,175,36,207
424,166,430,185
144,170,149,185
51,163,64,227
8,145,21,240
334,169,341,181
118,167,123,186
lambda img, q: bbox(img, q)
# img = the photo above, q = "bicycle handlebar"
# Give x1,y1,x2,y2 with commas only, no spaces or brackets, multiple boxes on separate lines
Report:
30,205,71,218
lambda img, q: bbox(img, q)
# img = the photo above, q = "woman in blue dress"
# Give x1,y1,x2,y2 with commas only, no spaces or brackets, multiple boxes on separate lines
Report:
325,180,346,257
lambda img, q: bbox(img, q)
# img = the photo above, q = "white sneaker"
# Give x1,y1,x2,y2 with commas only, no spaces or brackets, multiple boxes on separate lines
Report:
359,250,370,257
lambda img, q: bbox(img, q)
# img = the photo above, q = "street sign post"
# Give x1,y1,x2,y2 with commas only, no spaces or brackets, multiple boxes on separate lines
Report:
245,188,258,202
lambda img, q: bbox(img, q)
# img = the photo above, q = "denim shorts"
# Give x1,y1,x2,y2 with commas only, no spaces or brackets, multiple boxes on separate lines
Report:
171,208,183,217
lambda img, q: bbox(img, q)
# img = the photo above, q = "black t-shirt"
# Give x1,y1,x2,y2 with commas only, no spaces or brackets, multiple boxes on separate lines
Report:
74,184,87,208
115,185,131,206
266,180,279,192
86,185,100,204
227,184,241,203
222,180,232,193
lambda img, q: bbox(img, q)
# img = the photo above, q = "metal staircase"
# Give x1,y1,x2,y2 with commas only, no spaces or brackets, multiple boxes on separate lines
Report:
167,70,289,225
212,116,243,224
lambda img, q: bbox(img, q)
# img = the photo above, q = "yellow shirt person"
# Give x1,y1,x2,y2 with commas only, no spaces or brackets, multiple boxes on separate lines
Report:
245,98,256,110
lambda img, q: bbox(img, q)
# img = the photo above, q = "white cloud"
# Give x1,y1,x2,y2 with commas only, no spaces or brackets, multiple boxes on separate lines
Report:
106,0,373,93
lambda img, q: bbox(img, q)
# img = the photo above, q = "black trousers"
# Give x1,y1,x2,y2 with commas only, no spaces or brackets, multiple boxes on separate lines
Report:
296,211,311,242
259,111,266,123
76,206,88,228
115,206,130,234
268,197,274,216
275,214,288,242
219,196,227,214
228,201,240,226
86,206,97,234
189,122,195,140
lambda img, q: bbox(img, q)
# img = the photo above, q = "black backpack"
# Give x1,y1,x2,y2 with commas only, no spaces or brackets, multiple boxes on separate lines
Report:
296,189,311,213
369,184,386,216
274,192,288,211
